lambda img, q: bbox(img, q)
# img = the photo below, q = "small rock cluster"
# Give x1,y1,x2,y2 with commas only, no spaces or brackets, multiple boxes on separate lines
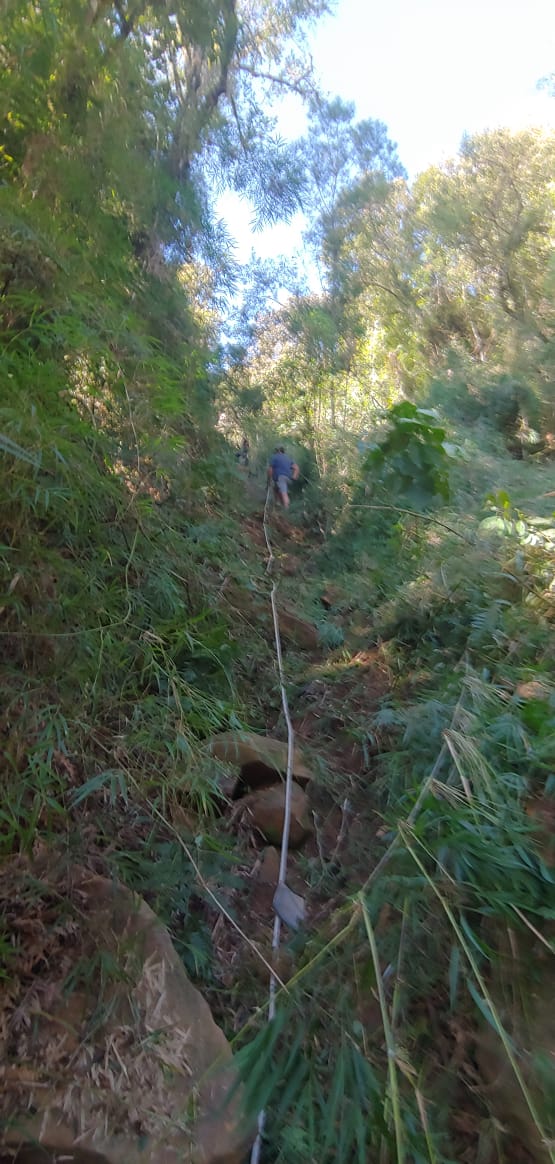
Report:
208,731,313,849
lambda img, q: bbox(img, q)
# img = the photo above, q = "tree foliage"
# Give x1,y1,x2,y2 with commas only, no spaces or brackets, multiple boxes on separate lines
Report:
229,125,555,462
363,401,456,504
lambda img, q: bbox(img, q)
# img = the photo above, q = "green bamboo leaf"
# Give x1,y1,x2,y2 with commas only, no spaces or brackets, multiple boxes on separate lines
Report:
275,1054,309,1121
466,978,514,1048
69,769,128,807
448,945,460,1010
0,432,40,467
323,1041,347,1153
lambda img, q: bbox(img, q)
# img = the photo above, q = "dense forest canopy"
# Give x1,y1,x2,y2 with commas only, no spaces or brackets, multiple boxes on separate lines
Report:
1,5,555,1164
228,126,555,451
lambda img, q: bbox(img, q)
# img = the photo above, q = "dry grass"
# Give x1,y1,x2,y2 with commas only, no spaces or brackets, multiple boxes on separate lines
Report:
0,859,199,1148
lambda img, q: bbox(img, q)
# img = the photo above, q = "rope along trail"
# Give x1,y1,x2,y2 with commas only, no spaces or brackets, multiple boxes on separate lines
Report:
249,485,297,1164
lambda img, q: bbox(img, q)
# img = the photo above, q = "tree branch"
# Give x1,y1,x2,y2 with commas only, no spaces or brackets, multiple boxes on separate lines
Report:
238,62,314,96
347,504,473,542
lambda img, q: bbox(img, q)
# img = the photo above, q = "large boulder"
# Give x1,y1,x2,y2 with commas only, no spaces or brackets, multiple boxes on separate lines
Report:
240,782,312,848
0,869,250,1164
221,580,318,650
276,604,319,651
208,731,314,792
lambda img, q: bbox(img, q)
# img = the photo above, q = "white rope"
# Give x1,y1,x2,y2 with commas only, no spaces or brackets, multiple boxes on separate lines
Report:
250,486,296,1164
263,479,275,575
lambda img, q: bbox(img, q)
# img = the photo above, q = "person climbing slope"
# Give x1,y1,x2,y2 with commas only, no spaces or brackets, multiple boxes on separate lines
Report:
267,446,299,509
235,436,250,466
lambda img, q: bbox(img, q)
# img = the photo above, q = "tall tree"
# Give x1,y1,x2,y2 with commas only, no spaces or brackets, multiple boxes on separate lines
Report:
232,127,555,447
293,98,406,423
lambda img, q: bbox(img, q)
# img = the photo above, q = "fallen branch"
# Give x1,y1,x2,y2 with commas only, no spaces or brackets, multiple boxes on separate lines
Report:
347,503,473,543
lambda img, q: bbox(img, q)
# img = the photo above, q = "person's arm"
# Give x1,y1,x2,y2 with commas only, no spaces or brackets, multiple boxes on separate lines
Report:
267,463,273,482
291,461,300,480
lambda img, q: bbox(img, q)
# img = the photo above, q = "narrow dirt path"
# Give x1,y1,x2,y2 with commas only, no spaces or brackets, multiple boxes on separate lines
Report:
213,478,394,987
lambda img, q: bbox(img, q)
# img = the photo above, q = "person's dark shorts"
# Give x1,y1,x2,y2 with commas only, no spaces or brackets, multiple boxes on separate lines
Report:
276,474,289,495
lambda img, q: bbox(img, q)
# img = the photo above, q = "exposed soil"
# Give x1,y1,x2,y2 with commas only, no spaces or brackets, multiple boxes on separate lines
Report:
203,493,398,1045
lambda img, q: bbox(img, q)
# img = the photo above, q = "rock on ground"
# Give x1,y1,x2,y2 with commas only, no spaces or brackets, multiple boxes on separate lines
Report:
0,867,251,1164
208,731,314,792
276,603,319,651
240,782,312,847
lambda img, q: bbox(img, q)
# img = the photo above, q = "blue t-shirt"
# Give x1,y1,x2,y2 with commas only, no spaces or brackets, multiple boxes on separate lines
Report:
270,453,294,481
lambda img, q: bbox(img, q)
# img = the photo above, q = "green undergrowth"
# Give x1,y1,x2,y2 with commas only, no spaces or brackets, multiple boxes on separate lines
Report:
3,237,555,1163
233,459,555,1163
0,349,263,977
6,9,554,1159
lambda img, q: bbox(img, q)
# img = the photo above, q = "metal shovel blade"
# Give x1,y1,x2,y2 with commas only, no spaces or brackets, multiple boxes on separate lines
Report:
273,881,306,930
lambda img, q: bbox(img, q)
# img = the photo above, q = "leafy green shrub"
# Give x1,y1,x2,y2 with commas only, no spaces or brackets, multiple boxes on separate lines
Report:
363,401,457,505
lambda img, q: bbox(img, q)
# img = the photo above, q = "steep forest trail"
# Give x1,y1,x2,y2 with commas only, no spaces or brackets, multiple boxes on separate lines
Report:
3,440,554,1164
205,467,555,1164
208,470,393,1016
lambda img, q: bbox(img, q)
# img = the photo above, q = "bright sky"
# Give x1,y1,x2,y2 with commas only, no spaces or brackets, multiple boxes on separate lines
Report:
221,0,555,263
